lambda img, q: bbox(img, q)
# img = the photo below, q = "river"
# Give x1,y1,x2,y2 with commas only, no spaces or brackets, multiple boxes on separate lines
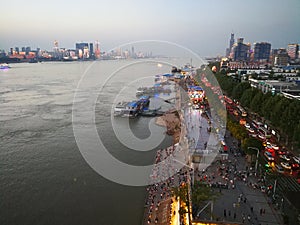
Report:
0,59,182,225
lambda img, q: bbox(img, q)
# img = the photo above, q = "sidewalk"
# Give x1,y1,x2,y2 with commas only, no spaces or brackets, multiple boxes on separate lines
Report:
194,130,284,225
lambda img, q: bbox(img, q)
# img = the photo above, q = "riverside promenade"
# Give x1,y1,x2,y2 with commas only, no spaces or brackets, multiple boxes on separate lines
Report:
142,77,284,225
142,82,215,225
193,130,284,225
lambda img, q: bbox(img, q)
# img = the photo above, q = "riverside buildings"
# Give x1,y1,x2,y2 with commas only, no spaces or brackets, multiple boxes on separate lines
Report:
287,43,299,60
253,42,271,62
223,33,299,69
0,40,152,63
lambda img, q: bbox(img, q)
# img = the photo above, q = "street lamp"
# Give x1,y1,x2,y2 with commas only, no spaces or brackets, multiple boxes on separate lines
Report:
248,147,260,173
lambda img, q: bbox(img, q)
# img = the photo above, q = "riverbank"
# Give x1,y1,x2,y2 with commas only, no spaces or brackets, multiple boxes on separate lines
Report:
155,109,181,144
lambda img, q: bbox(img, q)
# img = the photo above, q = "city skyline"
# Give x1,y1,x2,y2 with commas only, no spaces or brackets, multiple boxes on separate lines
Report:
1,0,300,57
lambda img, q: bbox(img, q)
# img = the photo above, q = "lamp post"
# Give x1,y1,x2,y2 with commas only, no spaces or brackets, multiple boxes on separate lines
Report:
248,147,260,173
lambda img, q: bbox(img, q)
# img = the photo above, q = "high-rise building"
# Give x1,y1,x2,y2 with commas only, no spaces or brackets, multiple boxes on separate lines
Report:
253,42,271,62
54,40,59,48
231,38,251,61
89,43,94,56
226,33,234,57
131,46,135,58
15,47,19,54
53,40,59,58
94,41,100,59
287,43,299,60
272,48,289,66
75,42,89,58
25,47,31,55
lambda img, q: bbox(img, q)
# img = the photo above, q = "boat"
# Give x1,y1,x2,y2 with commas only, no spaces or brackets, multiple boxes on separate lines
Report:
63,56,78,61
122,101,143,118
114,100,144,118
29,58,38,63
114,101,129,117
0,63,10,69
136,86,171,97
140,107,164,117
138,95,150,107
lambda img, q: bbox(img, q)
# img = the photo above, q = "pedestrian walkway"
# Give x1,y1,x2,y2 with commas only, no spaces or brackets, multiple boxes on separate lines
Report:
194,130,283,225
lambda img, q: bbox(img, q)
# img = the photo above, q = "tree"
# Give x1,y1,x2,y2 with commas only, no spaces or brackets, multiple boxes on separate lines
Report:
250,91,264,113
261,94,280,119
293,121,300,150
270,97,290,127
242,137,263,152
191,181,217,205
232,82,251,101
240,88,256,108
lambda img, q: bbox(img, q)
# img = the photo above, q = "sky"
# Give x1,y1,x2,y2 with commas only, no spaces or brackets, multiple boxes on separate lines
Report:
1,0,300,57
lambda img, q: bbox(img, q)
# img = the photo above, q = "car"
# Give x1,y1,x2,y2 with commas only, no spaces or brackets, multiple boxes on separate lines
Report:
247,127,255,133
258,133,266,141
279,154,291,161
244,123,251,129
293,156,300,164
265,142,279,150
291,163,299,170
264,151,274,161
192,104,200,109
277,150,287,155
270,144,279,150
281,162,291,170
275,164,284,173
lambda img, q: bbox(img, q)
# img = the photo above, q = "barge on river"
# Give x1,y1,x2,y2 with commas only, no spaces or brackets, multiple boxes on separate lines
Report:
114,96,150,118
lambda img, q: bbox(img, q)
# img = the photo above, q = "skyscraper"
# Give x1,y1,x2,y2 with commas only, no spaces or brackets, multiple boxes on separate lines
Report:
272,48,289,66
75,42,89,59
231,38,250,61
89,43,94,55
287,43,299,60
253,42,271,62
226,33,234,57
94,41,100,59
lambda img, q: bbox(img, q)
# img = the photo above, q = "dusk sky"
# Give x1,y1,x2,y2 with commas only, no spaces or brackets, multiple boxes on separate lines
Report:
1,0,300,57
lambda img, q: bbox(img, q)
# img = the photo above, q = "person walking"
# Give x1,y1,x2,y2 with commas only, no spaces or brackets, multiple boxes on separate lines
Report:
247,214,251,221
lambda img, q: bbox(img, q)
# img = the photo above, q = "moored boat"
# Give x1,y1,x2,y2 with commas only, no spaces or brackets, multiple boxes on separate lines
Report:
0,63,10,69
138,95,150,107
122,101,143,118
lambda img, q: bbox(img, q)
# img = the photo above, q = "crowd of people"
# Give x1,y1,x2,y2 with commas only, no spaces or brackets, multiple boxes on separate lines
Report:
145,145,190,224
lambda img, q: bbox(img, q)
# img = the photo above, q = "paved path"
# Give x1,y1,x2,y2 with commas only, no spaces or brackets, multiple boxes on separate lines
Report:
194,130,284,225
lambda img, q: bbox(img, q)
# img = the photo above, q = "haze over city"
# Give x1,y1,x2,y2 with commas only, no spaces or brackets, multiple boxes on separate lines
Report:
1,0,300,57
